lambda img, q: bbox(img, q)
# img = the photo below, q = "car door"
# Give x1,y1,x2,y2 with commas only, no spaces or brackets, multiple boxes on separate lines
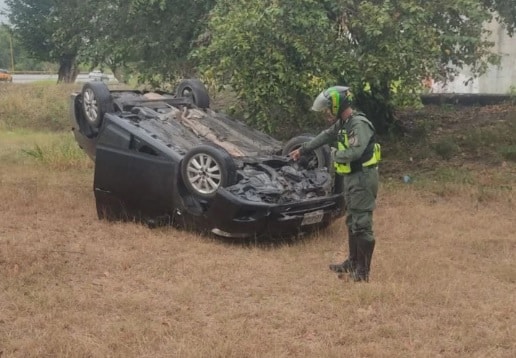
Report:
93,118,179,221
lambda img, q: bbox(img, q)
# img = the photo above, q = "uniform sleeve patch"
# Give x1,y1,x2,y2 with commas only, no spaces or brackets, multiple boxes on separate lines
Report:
348,131,359,146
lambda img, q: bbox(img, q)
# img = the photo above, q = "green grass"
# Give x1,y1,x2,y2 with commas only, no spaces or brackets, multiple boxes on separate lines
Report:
499,145,516,161
431,137,459,160
1,82,515,182
0,130,91,170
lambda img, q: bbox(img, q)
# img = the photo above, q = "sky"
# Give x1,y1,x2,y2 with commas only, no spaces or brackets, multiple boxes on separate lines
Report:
0,0,7,24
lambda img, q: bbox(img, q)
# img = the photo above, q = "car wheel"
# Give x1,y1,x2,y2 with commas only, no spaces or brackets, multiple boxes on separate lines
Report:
181,145,237,199
81,81,114,129
282,135,332,170
176,79,210,109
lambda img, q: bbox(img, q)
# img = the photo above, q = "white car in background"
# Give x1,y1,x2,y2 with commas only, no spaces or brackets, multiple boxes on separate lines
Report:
88,70,109,82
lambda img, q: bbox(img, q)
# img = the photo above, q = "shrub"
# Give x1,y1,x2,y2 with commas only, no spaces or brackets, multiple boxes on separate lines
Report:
432,137,459,160
499,145,516,162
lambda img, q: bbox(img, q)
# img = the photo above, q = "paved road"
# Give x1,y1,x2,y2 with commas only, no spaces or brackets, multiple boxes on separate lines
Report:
11,73,117,84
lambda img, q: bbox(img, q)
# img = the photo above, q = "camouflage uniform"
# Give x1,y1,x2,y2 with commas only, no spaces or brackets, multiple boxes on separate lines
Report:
300,111,379,281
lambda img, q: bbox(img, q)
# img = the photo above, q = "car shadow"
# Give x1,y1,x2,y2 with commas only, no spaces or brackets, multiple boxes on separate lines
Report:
205,227,332,249
144,210,337,249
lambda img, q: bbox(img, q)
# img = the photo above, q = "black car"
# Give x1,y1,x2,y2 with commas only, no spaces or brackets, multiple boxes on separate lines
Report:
70,80,345,238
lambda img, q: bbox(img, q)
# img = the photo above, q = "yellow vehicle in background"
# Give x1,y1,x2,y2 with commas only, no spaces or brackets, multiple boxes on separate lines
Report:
0,69,13,82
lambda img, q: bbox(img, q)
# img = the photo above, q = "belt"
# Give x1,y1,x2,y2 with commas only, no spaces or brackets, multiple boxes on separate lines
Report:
350,160,377,172
349,164,377,174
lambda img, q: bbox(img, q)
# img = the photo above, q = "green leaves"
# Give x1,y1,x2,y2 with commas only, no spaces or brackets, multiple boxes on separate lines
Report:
195,0,335,132
4,0,514,132
482,0,516,35
196,0,510,134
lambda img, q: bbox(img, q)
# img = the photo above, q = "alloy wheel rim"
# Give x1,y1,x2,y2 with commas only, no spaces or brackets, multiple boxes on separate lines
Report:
186,153,222,194
83,89,99,124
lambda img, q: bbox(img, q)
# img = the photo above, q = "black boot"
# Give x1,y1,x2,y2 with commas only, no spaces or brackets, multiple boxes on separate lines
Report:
351,236,375,282
329,231,358,273
329,259,353,273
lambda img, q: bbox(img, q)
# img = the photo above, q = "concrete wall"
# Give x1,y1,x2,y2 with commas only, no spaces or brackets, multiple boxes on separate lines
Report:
434,20,516,94
478,21,516,93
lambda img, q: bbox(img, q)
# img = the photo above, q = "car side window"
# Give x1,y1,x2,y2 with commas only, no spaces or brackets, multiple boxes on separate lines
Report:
129,136,159,156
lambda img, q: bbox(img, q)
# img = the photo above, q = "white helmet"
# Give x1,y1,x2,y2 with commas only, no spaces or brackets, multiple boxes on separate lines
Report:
311,86,351,116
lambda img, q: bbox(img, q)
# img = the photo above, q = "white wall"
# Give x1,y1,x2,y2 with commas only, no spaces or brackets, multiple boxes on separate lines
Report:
478,20,516,93
434,20,516,94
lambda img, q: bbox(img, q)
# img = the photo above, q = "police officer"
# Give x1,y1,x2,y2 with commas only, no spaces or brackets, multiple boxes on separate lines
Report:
289,86,380,282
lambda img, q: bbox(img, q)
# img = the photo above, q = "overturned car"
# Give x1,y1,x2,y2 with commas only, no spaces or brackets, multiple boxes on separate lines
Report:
70,80,345,238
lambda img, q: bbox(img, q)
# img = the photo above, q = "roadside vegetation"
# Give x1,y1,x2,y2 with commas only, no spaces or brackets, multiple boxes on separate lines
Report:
2,82,515,186
0,83,514,357
3,0,516,134
0,83,80,131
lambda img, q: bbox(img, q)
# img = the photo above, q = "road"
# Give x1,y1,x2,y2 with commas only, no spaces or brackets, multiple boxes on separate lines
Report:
11,73,117,84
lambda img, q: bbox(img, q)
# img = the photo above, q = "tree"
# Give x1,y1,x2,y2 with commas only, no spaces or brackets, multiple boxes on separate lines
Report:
325,0,502,133
6,0,217,84
194,0,338,133
0,24,56,72
6,0,94,82
196,0,515,134
482,0,516,35
125,0,217,85
76,0,134,83
77,0,217,85
0,26,13,70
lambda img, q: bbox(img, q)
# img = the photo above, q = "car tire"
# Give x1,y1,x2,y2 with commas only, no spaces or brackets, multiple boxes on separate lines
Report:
181,144,237,199
176,79,210,109
282,135,332,170
81,81,114,129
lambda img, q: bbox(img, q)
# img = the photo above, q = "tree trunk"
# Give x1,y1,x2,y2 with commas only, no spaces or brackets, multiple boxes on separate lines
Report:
57,54,80,83
111,66,126,84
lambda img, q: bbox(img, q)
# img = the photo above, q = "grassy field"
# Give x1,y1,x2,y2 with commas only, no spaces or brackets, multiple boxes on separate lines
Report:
0,84,515,357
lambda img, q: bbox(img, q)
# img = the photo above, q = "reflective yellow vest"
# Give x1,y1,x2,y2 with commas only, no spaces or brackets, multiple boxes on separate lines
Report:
334,121,381,174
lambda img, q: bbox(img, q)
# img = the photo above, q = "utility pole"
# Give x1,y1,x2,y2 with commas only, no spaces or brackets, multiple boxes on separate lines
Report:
9,31,15,73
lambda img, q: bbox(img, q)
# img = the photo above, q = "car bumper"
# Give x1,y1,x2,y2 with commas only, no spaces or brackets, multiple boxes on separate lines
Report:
206,187,345,238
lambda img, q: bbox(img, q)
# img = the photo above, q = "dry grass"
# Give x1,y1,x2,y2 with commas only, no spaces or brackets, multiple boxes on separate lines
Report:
1,134,515,357
1,85,515,356
0,83,82,131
